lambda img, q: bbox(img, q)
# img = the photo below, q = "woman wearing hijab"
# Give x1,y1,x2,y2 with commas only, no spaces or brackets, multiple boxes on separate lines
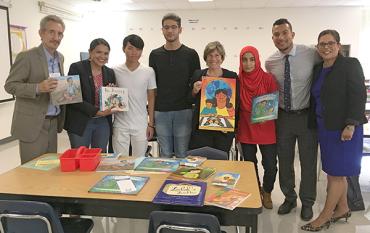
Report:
237,46,279,209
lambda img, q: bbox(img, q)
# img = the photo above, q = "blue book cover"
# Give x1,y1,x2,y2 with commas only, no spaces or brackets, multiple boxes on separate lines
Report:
89,175,149,195
153,179,207,206
135,157,180,172
251,91,279,124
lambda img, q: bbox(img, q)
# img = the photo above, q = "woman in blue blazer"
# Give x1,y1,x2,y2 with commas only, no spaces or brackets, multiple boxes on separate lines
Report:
64,38,116,152
303,30,366,231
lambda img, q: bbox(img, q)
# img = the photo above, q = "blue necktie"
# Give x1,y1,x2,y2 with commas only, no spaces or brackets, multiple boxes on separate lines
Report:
284,55,291,111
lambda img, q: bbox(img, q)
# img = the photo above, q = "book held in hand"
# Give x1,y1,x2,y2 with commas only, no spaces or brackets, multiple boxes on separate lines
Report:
211,172,240,188
251,91,279,124
153,179,207,206
50,75,82,105
135,157,180,172
169,167,215,180
205,188,251,210
179,156,207,167
89,175,149,195
100,86,128,112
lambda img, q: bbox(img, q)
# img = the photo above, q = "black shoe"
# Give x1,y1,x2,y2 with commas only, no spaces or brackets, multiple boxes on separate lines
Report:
301,206,313,221
277,200,297,215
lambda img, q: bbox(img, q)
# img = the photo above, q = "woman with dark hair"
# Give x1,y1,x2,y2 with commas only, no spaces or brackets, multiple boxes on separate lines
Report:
302,30,366,231
64,38,116,152
188,41,238,153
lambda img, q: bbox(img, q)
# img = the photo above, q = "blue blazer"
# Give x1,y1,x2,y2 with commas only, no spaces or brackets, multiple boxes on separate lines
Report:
308,55,367,130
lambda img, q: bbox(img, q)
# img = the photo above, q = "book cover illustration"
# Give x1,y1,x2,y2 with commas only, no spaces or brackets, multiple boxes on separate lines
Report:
205,188,251,210
135,157,180,172
169,167,215,180
364,110,370,136
152,179,207,206
179,156,207,167
21,154,60,171
50,75,82,105
363,137,370,155
100,86,128,112
251,91,279,124
211,172,240,188
89,175,149,195
199,76,236,132
96,157,145,172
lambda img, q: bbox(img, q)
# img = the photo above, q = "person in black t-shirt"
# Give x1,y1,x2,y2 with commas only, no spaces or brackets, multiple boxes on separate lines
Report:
149,13,200,158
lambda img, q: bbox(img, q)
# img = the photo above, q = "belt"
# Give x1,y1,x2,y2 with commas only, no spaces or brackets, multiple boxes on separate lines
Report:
279,108,308,115
45,115,58,119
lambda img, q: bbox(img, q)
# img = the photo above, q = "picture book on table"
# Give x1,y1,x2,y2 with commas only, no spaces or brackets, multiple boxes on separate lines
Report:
211,172,240,188
135,157,180,172
50,75,82,105
152,179,207,206
96,157,145,172
100,86,128,112
251,92,279,124
21,154,60,171
205,188,251,210
198,76,236,132
169,167,215,180
179,156,207,167
89,175,149,195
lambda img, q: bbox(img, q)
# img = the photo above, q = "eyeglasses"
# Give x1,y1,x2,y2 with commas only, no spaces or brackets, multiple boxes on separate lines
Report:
317,41,337,49
162,25,179,30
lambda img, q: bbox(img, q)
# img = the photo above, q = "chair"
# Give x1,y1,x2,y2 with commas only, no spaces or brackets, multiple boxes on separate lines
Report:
185,146,228,160
0,200,93,233
148,211,225,233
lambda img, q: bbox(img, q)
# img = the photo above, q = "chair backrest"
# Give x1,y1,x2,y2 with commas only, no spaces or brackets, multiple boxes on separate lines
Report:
148,211,222,233
185,146,228,160
0,200,65,233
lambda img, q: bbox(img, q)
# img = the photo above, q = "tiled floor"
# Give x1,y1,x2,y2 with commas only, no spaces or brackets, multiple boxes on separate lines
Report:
0,131,370,233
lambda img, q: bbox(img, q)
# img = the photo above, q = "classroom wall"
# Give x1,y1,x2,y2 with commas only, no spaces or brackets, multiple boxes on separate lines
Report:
1,0,368,140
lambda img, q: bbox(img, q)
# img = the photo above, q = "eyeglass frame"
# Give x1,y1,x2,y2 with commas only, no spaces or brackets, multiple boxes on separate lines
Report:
317,41,338,49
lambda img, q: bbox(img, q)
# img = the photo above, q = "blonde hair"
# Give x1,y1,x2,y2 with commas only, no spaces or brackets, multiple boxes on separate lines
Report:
203,41,225,61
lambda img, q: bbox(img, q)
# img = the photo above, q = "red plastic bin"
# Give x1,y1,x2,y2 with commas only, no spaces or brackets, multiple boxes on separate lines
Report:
79,148,102,171
59,148,81,172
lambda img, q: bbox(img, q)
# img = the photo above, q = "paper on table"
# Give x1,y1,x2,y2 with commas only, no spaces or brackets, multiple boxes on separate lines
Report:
117,179,136,193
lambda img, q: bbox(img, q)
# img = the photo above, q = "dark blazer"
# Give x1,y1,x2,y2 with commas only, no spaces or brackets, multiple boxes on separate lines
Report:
64,59,116,135
189,68,239,133
308,55,367,130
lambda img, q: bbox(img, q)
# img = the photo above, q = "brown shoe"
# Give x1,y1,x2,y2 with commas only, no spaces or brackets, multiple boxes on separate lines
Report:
262,191,273,209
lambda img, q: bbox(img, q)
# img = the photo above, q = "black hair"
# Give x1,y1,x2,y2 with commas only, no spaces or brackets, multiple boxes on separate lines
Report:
162,13,181,27
89,38,110,51
318,29,340,43
123,34,144,50
273,18,293,31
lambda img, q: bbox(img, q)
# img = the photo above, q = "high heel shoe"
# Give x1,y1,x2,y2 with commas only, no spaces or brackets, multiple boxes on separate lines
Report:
301,220,331,232
331,210,352,223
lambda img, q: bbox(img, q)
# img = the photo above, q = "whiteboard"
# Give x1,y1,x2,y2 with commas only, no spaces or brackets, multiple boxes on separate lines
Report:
0,6,14,102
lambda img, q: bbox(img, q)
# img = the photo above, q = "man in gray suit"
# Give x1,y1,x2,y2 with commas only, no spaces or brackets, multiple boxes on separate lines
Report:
5,15,66,164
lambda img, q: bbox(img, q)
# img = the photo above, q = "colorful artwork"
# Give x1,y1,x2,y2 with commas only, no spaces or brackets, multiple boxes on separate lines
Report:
211,172,240,188
199,76,236,132
251,92,279,123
